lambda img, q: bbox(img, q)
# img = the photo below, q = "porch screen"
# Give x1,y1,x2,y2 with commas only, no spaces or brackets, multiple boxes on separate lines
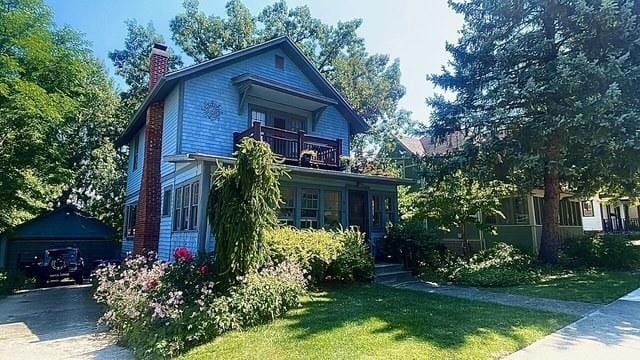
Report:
300,190,319,229
324,191,341,229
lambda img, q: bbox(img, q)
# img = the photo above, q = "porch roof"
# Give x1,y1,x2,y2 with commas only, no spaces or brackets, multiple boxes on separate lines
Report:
165,153,415,186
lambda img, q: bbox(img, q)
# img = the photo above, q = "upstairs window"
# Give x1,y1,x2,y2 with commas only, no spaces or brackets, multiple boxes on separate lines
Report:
251,109,266,124
275,55,285,70
132,135,140,170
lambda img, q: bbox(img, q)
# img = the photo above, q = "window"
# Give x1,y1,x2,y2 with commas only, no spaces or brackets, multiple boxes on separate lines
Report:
582,201,594,217
513,196,529,224
173,182,200,231
560,200,582,226
279,187,296,226
251,109,266,124
190,182,199,230
384,195,395,224
372,195,383,230
534,197,543,225
300,190,319,228
182,184,190,230
124,203,137,237
162,188,172,217
275,55,284,70
173,187,182,231
324,191,341,229
132,135,140,170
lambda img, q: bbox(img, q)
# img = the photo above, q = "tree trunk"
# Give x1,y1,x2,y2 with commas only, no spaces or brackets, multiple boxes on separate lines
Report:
539,142,562,263
461,222,469,257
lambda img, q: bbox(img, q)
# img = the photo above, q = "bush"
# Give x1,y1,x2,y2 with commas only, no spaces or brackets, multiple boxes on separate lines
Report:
94,249,306,359
561,235,640,270
381,220,443,270
0,270,29,297
266,226,374,284
436,243,538,287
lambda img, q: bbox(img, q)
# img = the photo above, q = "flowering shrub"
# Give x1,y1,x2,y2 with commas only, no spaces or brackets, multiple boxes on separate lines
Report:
266,226,374,284
94,249,306,358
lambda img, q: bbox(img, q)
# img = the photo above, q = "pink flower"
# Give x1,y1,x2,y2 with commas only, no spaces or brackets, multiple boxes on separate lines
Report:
174,247,193,262
200,265,209,276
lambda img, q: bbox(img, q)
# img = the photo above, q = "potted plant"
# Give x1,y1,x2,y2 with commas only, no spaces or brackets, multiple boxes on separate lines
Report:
299,149,316,167
340,156,352,172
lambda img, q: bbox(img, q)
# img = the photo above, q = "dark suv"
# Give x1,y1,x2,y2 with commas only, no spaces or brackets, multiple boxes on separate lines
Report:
35,247,85,286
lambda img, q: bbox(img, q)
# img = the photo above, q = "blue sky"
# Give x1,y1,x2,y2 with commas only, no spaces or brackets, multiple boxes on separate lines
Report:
46,0,463,123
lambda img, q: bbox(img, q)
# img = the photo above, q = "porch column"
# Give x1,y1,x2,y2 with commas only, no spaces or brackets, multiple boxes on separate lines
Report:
527,195,538,254
197,162,213,253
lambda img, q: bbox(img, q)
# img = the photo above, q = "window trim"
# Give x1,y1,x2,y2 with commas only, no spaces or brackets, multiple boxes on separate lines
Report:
172,180,200,233
247,104,308,132
124,203,138,238
162,187,172,217
582,200,595,217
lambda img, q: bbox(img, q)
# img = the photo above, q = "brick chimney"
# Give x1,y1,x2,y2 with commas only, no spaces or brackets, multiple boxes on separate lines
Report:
134,43,169,255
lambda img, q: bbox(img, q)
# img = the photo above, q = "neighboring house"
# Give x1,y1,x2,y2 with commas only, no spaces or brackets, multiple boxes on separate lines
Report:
582,197,640,232
117,37,411,261
392,135,584,254
0,205,118,270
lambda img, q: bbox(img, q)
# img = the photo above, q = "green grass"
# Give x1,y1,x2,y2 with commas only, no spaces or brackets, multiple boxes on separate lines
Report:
183,284,574,360
484,270,640,304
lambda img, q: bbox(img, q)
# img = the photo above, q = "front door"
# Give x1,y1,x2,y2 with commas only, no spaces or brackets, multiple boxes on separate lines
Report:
348,190,368,236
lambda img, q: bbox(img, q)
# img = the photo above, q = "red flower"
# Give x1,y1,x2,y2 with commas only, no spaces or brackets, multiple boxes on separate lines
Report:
174,247,193,262
200,265,209,276
147,279,158,290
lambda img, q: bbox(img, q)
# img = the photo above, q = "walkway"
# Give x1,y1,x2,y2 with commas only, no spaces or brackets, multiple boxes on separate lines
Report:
0,283,131,360
391,280,602,316
506,288,640,359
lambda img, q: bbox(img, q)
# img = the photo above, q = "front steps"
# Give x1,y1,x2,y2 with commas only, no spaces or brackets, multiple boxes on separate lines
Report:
374,263,416,285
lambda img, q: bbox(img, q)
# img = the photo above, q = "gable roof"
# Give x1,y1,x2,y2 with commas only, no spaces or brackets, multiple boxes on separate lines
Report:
116,36,368,147
2,205,116,241
397,131,467,157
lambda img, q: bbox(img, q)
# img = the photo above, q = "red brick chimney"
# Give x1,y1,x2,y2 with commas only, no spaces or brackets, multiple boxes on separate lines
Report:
134,43,169,255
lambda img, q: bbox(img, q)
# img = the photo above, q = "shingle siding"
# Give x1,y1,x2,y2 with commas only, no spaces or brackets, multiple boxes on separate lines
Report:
181,49,351,157
161,86,180,177
126,127,144,195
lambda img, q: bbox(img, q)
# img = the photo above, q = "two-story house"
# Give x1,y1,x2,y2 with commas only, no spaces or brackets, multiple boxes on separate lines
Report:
116,37,411,261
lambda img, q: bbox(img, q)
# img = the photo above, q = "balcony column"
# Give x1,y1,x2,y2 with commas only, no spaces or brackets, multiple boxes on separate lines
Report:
336,138,342,166
298,130,305,158
252,121,261,141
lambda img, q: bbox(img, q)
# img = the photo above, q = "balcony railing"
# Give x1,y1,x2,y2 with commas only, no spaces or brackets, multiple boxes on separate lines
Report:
602,218,640,232
233,121,342,169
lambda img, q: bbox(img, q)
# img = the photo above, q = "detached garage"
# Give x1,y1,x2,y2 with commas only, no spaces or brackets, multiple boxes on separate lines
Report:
0,205,118,270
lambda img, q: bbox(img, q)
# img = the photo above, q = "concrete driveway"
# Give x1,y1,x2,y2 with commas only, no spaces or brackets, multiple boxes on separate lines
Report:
0,283,131,360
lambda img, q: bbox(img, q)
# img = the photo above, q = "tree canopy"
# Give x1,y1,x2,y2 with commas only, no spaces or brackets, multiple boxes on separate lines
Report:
0,0,124,232
428,0,640,262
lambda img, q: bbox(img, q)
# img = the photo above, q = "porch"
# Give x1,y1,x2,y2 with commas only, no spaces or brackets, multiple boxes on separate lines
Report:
602,218,640,233
233,121,342,170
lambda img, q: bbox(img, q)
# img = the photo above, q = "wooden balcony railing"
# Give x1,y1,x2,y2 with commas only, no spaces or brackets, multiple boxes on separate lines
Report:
233,121,342,169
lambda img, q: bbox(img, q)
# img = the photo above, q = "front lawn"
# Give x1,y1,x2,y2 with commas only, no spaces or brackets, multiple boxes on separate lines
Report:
484,270,640,304
183,284,574,360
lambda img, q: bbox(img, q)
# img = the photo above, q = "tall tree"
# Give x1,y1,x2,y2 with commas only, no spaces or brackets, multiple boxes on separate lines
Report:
0,0,125,232
428,0,640,263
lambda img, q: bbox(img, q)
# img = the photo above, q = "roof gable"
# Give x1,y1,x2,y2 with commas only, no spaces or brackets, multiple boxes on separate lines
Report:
117,36,368,147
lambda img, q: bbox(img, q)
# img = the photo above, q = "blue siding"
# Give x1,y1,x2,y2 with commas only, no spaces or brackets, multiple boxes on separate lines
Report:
157,163,201,261
181,49,352,157
126,128,144,196
161,86,180,177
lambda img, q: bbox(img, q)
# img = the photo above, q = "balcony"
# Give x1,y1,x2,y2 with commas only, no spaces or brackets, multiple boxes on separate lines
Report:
233,121,343,170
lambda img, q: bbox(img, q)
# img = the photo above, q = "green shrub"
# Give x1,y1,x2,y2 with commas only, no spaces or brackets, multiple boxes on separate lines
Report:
381,220,443,270
0,270,29,296
561,235,640,270
437,243,538,287
266,226,374,284
327,228,374,282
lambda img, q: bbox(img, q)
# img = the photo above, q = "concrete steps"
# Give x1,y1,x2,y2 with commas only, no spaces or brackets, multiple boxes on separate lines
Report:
374,263,416,285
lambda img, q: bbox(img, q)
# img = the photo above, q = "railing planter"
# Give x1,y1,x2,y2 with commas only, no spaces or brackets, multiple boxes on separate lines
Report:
233,121,342,170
